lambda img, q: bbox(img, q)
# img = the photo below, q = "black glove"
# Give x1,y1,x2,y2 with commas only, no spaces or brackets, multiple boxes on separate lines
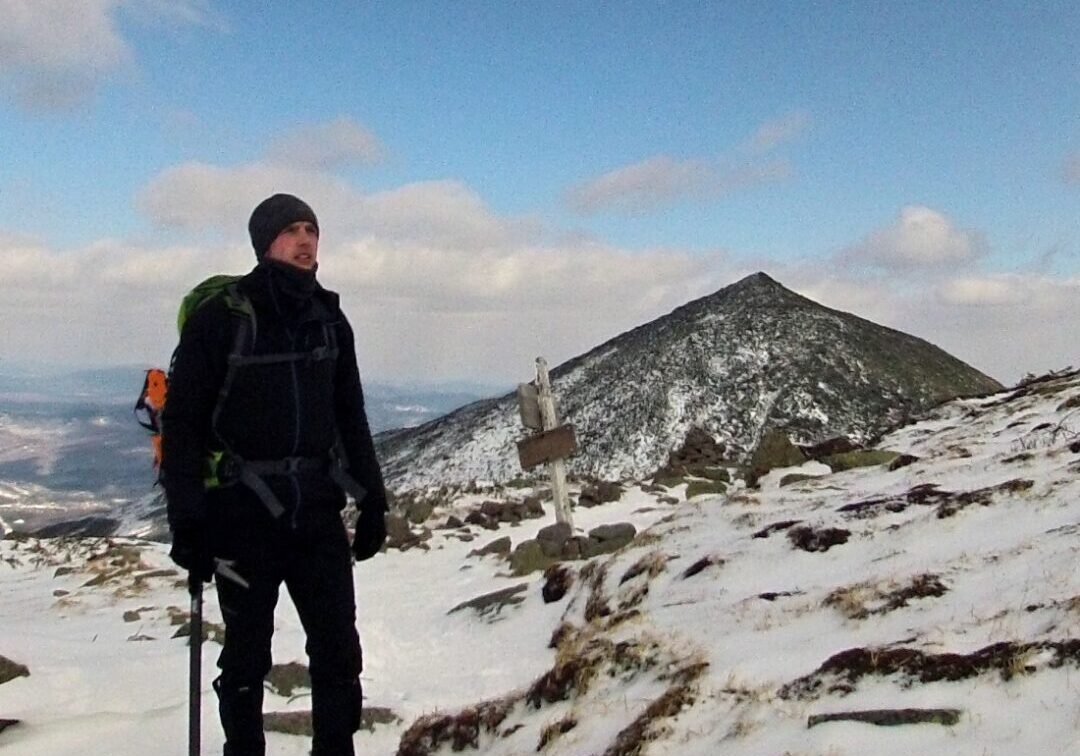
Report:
170,523,215,583
351,505,387,561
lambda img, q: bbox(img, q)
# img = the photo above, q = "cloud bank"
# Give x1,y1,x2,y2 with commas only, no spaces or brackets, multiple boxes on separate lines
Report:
564,112,805,215
840,205,984,270
4,110,1074,388
0,0,212,110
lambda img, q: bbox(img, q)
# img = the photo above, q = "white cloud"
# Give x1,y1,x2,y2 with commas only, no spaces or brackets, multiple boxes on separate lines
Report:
1064,152,1080,185
565,155,791,215
0,0,212,110
564,156,713,214
564,113,802,215
4,215,1075,387
790,267,1080,385
267,117,384,170
0,229,723,383
138,161,523,249
136,161,359,232
937,276,1029,306
841,205,984,270
745,110,811,153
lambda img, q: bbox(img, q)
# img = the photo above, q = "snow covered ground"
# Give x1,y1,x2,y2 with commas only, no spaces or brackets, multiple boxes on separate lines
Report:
1,370,1078,755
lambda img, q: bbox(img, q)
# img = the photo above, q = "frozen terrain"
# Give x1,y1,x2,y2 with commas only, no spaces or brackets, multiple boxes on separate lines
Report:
0,369,1077,755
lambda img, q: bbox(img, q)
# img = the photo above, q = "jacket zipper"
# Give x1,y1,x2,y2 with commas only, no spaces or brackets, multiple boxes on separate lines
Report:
288,326,302,529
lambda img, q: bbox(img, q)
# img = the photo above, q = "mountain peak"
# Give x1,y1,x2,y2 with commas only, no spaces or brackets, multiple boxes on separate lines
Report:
377,274,1002,489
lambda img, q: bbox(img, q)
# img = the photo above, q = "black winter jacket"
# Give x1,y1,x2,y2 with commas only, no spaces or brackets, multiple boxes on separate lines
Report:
162,261,387,530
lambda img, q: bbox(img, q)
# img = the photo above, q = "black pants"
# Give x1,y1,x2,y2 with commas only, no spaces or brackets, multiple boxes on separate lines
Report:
211,493,363,756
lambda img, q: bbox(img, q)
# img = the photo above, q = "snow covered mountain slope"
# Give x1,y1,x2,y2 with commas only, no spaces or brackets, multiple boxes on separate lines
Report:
377,272,1002,491
0,369,1074,755
387,369,1079,756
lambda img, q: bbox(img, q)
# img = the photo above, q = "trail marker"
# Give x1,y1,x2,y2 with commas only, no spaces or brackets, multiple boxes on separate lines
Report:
516,357,576,527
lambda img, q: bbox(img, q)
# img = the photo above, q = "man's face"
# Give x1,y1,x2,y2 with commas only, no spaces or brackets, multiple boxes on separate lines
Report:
265,221,319,270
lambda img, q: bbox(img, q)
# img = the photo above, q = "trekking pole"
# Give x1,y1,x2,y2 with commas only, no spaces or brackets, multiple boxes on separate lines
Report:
188,575,203,756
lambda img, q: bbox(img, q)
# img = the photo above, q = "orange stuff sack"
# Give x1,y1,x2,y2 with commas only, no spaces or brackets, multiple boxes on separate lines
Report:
134,368,168,468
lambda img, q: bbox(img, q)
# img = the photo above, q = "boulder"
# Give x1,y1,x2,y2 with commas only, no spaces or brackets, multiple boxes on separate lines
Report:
510,540,558,575
384,513,418,549
405,499,434,524
588,522,636,553
685,480,726,499
800,437,858,460
888,454,919,471
536,522,572,549
447,583,529,618
542,564,574,603
780,473,820,487
522,495,546,517
749,429,807,485
0,655,29,686
823,450,900,472
578,481,624,508
464,511,497,530
480,500,504,518
469,536,512,558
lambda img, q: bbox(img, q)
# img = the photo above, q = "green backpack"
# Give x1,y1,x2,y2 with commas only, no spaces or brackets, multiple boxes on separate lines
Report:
176,275,254,335
166,274,365,516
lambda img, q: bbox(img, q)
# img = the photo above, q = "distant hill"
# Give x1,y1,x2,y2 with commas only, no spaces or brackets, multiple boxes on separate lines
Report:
376,272,1003,490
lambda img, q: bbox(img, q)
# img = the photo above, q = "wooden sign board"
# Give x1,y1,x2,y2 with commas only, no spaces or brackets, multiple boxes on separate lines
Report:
517,383,541,430
517,424,578,470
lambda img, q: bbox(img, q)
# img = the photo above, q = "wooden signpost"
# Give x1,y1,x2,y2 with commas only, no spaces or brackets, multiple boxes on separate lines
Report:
516,357,576,527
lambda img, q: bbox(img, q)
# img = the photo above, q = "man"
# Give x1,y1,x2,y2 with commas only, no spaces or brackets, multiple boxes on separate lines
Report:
162,193,388,756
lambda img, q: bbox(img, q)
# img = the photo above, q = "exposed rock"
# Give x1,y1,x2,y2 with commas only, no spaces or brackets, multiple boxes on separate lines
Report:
377,273,1002,489
464,511,492,529
807,708,962,729
578,481,624,508
682,556,723,579
447,583,529,619
263,710,313,736
385,513,420,550
694,465,731,482
31,515,120,538
779,640,1080,701
510,541,558,576
360,707,404,733
266,661,310,697
536,522,573,557
801,437,858,460
542,564,574,603
468,536,511,559
822,449,900,472
0,656,29,686
752,520,803,538
788,525,850,552
522,495,546,517
444,515,465,529
685,480,726,499
588,523,636,553
480,500,504,518
654,427,729,482
404,499,435,524
0,719,18,735
748,430,806,485
590,522,636,542
888,454,919,471
780,473,820,487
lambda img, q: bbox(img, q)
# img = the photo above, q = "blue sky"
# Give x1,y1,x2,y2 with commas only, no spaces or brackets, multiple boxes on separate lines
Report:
0,1,1077,384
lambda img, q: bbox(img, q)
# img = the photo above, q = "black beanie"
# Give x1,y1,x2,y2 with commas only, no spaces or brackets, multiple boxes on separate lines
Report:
248,193,319,259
